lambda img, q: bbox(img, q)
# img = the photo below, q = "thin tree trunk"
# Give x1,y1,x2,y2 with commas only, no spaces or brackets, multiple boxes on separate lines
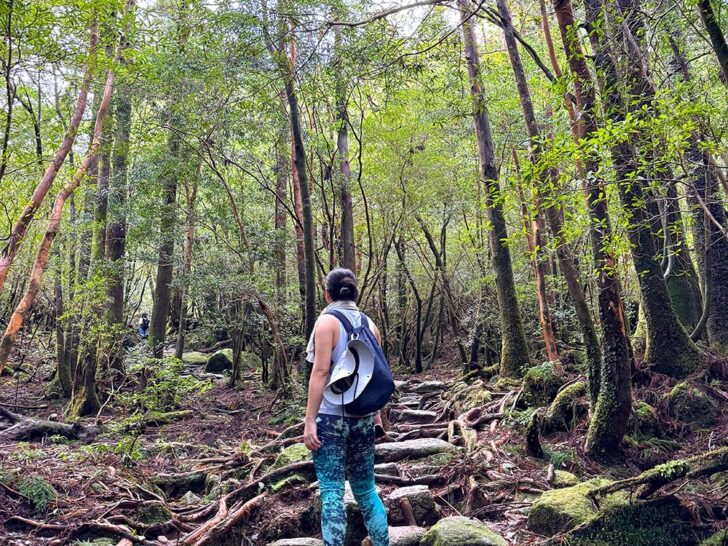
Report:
274,120,288,304
553,0,631,459
0,22,99,295
696,0,728,83
459,0,531,377
0,59,116,374
0,0,15,184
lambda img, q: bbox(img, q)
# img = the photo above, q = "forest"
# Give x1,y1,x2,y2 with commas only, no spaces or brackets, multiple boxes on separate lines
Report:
0,0,727,544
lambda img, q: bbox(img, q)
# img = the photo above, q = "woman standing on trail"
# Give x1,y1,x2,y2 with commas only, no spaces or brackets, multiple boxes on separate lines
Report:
303,268,390,546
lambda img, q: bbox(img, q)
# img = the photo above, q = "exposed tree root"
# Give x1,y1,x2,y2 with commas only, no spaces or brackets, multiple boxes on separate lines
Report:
0,406,86,441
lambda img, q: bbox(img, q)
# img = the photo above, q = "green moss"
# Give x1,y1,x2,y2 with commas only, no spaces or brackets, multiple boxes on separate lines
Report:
450,382,493,413
181,351,209,365
240,351,262,369
522,362,563,407
270,474,306,492
136,500,173,524
422,516,507,546
205,350,233,373
271,443,310,469
700,530,728,546
543,381,588,432
552,470,579,488
629,401,661,438
527,478,627,536
665,382,718,427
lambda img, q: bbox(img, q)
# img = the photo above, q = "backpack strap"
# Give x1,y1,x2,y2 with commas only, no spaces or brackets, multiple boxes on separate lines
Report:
325,310,355,337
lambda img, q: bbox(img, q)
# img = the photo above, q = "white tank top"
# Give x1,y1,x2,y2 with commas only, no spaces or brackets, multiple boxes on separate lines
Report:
318,309,374,417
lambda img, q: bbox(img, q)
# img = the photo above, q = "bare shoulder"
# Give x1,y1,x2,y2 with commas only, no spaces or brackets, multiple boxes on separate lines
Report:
315,314,339,334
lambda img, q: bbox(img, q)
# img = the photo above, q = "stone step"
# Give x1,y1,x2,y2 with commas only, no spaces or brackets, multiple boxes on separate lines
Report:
375,438,459,463
410,381,447,394
363,526,426,546
373,462,401,476
385,485,438,526
394,409,437,424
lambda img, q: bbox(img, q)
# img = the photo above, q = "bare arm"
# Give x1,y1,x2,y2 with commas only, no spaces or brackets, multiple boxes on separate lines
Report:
303,315,338,450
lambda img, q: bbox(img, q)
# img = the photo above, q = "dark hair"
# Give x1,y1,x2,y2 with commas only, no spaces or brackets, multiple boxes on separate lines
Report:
326,268,358,301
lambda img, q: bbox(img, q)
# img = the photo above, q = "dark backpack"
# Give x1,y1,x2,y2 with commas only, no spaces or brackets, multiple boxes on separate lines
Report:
326,310,395,415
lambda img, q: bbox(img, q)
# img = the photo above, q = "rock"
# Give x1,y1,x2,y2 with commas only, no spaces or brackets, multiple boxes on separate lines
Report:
552,470,579,488
379,526,427,546
272,443,311,469
522,362,563,407
181,351,209,365
450,382,493,414
374,463,400,476
180,491,201,505
375,438,459,463
136,500,173,524
665,382,718,427
398,396,422,408
396,409,437,424
412,381,447,394
422,516,507,546
205,349,233,373
268,538,324,546
207,477,240,499
543,381,588,432
241,350,263,370
629,401,661,438
385,485,438,525
153,471,207,497
527,478,626,536
394,380,408,390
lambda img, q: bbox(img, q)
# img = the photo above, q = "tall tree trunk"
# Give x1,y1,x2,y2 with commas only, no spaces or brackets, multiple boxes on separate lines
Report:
696,0,728,82
586,0,699,377
0,22,99,295
283,32,317,339
0,60,116,374
334,27,356,271
0,0,15,184
458,0,531,377
174,162,200,360
274,119,288,304
105,48,133,371
553,0,631,459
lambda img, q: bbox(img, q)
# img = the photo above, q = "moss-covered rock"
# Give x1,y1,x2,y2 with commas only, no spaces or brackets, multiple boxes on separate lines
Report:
552,470,579,488
522,362,563,407
422,516,507,546
241,351,262,370
629,401,661,438
665,382,718,427
181,351,209,365
272,443,310,469
205,349,233,373
527,478,627,536
543,381,588,432
700,530,728,546
135,500,173,524
450,382,493,414
568,496,700,546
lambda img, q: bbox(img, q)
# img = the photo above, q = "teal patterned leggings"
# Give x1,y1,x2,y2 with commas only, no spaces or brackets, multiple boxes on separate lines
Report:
313,414,389,546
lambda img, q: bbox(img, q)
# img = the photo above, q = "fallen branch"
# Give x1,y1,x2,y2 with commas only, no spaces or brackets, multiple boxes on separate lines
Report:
590,446,728,500
0,406,84,441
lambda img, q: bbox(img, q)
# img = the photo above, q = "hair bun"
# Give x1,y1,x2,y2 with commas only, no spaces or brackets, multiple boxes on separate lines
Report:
339,285,353,297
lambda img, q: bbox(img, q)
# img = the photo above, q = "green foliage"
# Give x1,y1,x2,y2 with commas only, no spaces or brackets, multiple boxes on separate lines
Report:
17,476,57,514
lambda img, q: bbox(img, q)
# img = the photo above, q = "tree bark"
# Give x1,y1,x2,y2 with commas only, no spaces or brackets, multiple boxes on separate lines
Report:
0,59,117,374
458,0,531,377
0,22,99,295
553,0,631,459
696,0,728,83
274,117,288,305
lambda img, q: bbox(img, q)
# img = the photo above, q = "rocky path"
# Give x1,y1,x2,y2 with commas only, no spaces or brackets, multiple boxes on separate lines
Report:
268,379,511,546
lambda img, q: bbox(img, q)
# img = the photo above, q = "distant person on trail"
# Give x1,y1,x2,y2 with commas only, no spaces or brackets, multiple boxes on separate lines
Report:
138,313,150,339
304,268,393,546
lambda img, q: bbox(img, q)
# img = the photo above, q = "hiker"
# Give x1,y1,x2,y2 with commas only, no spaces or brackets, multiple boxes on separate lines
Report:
137,312,150,339
304,268,393,546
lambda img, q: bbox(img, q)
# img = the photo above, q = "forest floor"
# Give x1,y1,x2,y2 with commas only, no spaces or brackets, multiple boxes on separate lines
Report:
1,346,728,546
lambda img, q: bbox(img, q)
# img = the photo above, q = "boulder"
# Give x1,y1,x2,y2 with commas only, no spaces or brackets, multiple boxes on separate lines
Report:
665,382,718,427
180,491,201,505
375,438,459,463
268,538,324,546
396,409,437,424
527,478,626,536
241,350,263,370
522,362,563,407
379,526,427,546
412,381,447,394
272,443,311,469
205,349,233,373
135,500,173,524
385,485,438,526
543,381,588,432
421,516,507,546
181,351,209,365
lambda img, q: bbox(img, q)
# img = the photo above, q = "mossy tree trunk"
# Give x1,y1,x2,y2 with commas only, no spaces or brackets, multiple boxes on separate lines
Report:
459,0,531,377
